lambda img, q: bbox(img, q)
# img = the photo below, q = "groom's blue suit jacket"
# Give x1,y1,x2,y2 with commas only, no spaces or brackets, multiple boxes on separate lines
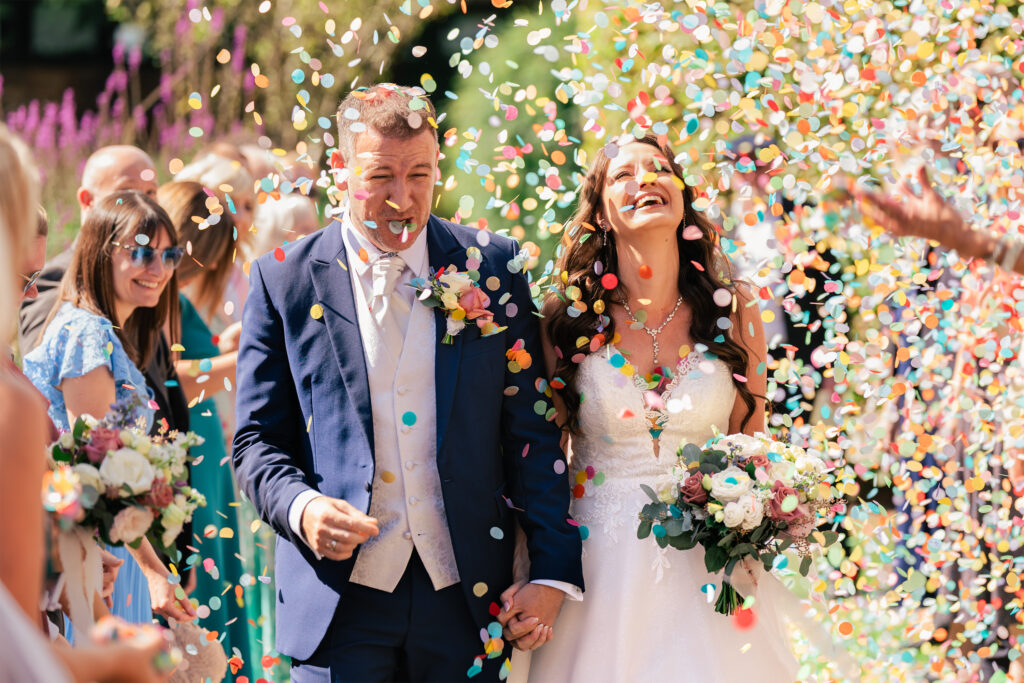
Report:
233,216,584,660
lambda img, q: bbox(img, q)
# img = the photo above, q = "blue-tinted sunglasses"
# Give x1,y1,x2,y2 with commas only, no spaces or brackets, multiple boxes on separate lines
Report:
112,241,185,269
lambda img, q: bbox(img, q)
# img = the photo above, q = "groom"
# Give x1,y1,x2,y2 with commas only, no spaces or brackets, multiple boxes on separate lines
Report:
233,83,583,681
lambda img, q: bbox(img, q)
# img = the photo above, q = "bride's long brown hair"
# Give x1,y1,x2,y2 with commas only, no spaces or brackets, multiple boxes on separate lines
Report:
544,134,758,432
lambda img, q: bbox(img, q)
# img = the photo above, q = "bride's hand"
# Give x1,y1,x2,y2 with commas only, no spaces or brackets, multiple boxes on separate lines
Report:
498,582,561,651
730,556,762,598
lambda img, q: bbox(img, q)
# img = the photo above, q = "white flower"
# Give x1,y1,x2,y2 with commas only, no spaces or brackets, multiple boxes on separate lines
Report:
109,506,154,545
80,414,99,429
795,454,827,476
58,432,75,450
438,270,473,295
737,494,764,532
720,433,767,457
654,473,680,504
722,501,745,528
709,467,754,503
162,502,187,528
72,464,103,492
99,448,157,496
161,523,183,549
767,461,796,486
445,317,466,337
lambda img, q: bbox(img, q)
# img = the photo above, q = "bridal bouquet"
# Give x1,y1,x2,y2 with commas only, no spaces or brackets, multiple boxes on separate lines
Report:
637,432,839,615
46,400,206,558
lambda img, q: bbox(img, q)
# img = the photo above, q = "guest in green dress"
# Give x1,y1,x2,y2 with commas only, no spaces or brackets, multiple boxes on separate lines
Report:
159,181,286,681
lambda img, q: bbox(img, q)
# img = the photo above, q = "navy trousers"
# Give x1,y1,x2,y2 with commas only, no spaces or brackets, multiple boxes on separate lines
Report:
290,552,506,682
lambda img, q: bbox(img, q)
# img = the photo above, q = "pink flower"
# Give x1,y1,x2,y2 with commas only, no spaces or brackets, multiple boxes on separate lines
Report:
680,473,708,505
83,428,123,464
459,286,492,322
767,480,805,523
144,477,175,509
742,454,770,469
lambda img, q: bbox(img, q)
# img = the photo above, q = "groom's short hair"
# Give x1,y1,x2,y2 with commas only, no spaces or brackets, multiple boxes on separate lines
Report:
335,84,438,161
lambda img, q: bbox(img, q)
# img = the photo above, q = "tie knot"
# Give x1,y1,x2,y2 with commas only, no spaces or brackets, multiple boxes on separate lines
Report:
371,253,406,298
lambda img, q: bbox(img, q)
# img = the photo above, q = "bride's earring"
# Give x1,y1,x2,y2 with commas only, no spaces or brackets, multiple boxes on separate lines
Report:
598,219,609,248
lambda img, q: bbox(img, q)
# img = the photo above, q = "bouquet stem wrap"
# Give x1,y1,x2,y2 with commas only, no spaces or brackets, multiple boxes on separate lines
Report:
57,528,103,631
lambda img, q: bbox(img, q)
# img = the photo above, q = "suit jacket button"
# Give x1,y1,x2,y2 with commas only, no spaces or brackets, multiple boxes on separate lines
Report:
402,531,412,540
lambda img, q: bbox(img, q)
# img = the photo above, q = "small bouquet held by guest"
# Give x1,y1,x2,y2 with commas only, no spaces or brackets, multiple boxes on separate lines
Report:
42,398,205,629
637,432,840,615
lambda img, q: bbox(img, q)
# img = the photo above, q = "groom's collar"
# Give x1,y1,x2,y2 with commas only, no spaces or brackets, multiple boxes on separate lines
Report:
338,211,429,279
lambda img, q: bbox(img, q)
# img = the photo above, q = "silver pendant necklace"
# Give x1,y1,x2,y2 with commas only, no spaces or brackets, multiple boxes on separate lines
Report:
620,295,684,366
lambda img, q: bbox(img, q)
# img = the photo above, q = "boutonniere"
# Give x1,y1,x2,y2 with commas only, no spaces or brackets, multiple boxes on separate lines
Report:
409,266,503,343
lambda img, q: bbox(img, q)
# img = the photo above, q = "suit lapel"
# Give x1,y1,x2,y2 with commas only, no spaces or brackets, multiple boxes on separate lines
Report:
308,220,374,453
427,217,467,455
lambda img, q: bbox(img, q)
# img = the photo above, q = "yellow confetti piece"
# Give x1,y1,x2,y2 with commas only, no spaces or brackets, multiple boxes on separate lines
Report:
219,528,235,539
472,582,488,597
381,471,396,484
250,520,262,534
310,304,324,320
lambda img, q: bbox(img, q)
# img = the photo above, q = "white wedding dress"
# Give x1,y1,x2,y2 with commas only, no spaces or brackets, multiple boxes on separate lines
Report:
513,347,800,683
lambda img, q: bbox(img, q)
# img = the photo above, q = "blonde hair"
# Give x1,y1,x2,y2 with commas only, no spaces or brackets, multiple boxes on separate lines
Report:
175,152,256,254
252,194,319,257
0,124,40,340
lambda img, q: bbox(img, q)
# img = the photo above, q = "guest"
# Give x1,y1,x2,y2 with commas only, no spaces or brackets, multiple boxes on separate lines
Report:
18,145,190,436
174,153,256,324
0,124,172,683
251,193,320,259
23,191,197,629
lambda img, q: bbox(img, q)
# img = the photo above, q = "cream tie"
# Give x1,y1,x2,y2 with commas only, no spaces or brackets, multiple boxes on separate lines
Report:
369,253,411,346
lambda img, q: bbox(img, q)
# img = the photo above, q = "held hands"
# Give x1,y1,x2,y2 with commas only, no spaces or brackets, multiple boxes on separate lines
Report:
498,581,565,651
300,496,379,560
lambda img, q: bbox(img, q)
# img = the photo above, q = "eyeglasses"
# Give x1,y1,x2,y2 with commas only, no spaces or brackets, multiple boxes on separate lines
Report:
21,270,41,294
111,241,185,269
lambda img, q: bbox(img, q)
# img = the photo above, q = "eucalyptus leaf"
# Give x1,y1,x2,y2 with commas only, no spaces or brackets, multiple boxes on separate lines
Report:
637,519,653,540
705,545,729,573
640,484,660,504
799,555,813,576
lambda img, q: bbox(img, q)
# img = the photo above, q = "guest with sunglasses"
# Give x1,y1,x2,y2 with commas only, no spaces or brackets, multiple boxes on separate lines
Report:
23,190,198,634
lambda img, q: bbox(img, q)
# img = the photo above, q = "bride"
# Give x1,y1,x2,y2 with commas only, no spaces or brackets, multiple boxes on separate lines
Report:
503,134,799,681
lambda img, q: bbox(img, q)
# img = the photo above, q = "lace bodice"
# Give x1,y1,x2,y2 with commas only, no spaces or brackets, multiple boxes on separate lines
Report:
569,346,736,539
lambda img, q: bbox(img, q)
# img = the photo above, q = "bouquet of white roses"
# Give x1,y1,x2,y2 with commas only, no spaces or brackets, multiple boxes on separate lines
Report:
637,432,840,615
47,399,206,559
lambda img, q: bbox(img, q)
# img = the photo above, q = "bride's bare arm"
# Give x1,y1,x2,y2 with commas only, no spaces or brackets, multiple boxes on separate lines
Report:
728,285,768,435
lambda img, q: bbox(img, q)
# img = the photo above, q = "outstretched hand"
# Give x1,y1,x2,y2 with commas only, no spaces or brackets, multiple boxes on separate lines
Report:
857,166,966,245
498,581,564,651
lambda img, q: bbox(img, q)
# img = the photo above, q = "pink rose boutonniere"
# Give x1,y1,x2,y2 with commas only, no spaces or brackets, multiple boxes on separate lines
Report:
409,264,505,343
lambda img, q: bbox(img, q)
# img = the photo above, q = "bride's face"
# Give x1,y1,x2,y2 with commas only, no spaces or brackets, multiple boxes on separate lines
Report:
599,142,685,239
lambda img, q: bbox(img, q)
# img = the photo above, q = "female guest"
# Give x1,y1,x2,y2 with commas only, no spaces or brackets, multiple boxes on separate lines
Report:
505,134,796,682
156,180,267,675
23,191,197,626
175,152,256,324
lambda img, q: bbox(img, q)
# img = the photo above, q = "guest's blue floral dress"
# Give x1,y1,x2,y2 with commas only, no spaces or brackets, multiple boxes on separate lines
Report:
23,302,156,631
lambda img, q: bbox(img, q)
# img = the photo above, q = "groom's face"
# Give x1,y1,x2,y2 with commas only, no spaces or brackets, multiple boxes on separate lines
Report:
334,127,438,252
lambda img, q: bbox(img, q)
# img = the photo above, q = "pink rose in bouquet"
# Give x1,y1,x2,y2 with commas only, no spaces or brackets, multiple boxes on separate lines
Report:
680,472,708,504
767,480,806,523
83,427,123,464
144,477,175,508
459,287,492,323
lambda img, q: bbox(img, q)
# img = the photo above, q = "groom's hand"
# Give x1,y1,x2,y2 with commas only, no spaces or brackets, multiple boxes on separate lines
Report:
498,583,564,651
300,496,379,560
